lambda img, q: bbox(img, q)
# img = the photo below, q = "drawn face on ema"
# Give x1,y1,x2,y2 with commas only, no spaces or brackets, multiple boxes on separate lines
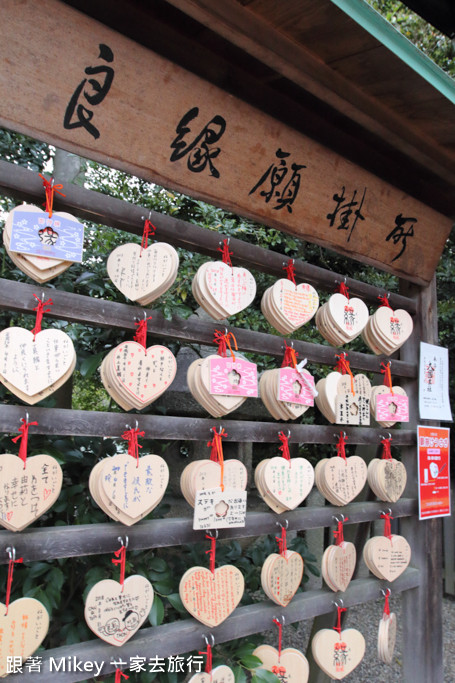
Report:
103,617,120,635
123,610,140,630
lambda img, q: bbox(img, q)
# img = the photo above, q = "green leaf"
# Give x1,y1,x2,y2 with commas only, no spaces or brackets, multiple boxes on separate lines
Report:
149,595,164,626
154,580,174,596
234,643,258,658
234,665,248,683
240,655,263,669
80,352,104,378
253,669,280,682
148,557,168,572
166,593,186,613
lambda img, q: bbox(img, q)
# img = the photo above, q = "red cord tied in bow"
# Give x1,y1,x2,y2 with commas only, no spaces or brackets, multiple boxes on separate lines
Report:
199,640,213,674
334,353,355,396
272,618,284,661
205,533,217,574
283,259,296,285
38,174,65,218
133,316,152,349
278,431,291,466
275,524,287,557
333,517,349,546
336,280,350,300
333,604,347,636
218,238,233,267
115,670,129,683
121,428,145,467
31,294,53,340
377,293,392,309
207,428,226,490
213,329,237,361
141,218,156,254
383,588,391,617
381,512,394,540
281,341,298,369
5,549,24,615
336,432,348,462
112,541,127,590
380,361,394,395
11,417,39,468
381,436,393,461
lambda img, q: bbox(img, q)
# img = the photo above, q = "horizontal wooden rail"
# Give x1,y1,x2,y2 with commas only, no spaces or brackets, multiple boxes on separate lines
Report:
0,159,417,312
0,499,417,563
0,278,417,377
10,570,420,683
0,405,417,443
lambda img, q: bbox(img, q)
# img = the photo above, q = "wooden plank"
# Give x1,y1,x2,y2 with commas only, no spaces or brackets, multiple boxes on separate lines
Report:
0,278,418,377
0,0,451,284
10,571,420,683
0,404,417,443
0,159,418,312
0,498,417,563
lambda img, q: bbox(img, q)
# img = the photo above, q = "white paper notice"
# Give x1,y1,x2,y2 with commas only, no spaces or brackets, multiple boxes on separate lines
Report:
193,487,247,530
419,342,453,421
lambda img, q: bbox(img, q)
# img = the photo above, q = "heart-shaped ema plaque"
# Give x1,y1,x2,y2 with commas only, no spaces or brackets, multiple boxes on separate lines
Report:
0,327,76,405
188,666,235,683
259,456,314,511
362,306,413,355
0,598,50,677
179,565,244,627
261,278,319,335
315,293,369,346
378,612,397,664
363,534,411,582
0,454,62,531
315,455,367,506
187,355,249,418
253,644,310,683
321,542,356,592
259,367,315,421
370,385,409,427
261,550,304,606
84,575,154,646
180,459,248,508
192,261,256,320
100,341,177,411
311,628,365,680
107,241,179,305
367,458,407,503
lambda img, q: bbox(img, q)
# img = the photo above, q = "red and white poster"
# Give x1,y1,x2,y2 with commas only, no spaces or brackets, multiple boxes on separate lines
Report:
417,426,451,520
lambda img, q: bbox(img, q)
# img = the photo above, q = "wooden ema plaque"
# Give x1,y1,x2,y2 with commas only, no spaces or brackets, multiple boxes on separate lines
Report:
188,666,235,683
253,644,310,683
192,261,256,320
261,278,319,335
0,0,451,285
0,598,49,678
312,628,365,680
179,565,244,627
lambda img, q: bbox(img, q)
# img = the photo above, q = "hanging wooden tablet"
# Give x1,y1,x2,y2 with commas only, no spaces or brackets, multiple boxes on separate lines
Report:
370,362,409,427
0,418,62,532
315,433,367,506
315,354,371,425
261,524,304,607
253,618,310,683
312,605,365,680
367,437,407,503
84,542,154,646
321,517,356,592
362,295,413,355
188,640,235,683
261,260,319,335
0,297,76,405
179,534,244,627
192,239,256,320
377,589,397,665
107,218,179,304
315,283,369,346
363,512,411,581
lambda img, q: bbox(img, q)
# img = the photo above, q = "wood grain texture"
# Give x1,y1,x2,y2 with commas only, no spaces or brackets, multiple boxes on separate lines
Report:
0,0,451,284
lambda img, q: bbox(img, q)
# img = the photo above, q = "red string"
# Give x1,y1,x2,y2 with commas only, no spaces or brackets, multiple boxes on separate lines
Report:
378,294,392,309
198,644,213,674
281,341,298,369
5,555,23,615
207,429,226,490
383,589,391,617
31,294,53,340
218,238,233,266
334,354,355,395
112,545,127,590
283,259,296,284
115,670,129,683
333,606,347,636
205,534,217,574
272,618,283,661
140,218,156,253
278,431,291,466
381,513,394,540
38,174,65,218
333,517,349,546
380,362,394,395
133,317,152,349
275,526,287,557
121,428,144,467
381,437,393,461
11,418,38,469
336,432,348,462
213,330,237,361
336,281,350,300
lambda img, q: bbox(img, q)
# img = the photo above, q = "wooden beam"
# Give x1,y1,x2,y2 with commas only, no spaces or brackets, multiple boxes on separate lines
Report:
0,0,451,284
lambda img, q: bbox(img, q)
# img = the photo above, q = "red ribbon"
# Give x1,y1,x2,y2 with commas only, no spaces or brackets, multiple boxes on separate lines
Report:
115,671,129,683
378,294,392,309
381,512,394,540
383,588,391,617
272,618,283,661
11,418,38,468
31,294,53,339
205,534,217,574
278,431,291,466
5,554,23,615
198,643,213,674
112,545,127,590
275,526,287,557
213,329,237,361
333,517,349,546
141,218,156,253
333,605,347,636
336,281,350,300
38,174,65,218
218,238,233,266
281,341,298,369
381,437,393,461
380,362,394,394
121,428,145,467
133,317,152,349
336,432,348,462
283,259,296,284
334,354,355,395
207,429,226,490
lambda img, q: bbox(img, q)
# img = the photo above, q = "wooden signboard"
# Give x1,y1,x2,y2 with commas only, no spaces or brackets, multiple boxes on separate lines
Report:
0,0,451,285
